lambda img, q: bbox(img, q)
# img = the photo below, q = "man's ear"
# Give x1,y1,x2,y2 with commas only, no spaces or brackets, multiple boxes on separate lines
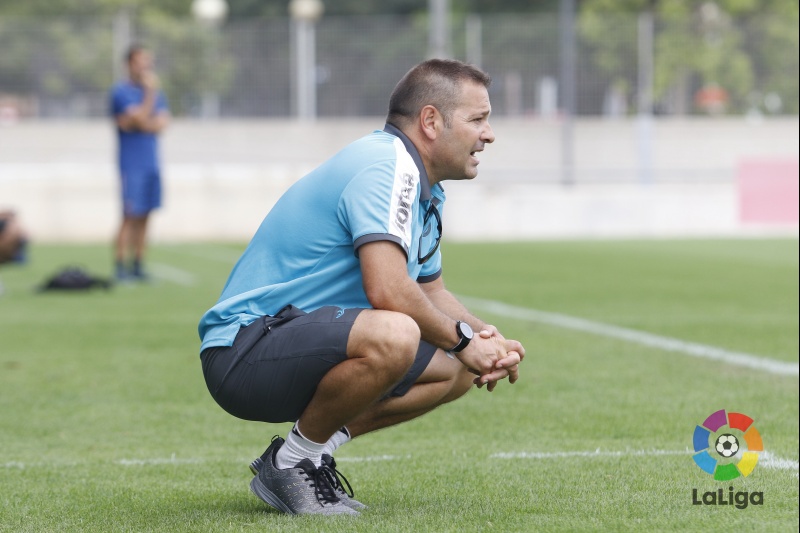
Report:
419,105,441,140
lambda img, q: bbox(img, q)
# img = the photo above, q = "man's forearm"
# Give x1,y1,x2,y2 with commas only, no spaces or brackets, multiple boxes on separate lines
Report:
139,112,170,133
119,89,158,131
424,287,487,334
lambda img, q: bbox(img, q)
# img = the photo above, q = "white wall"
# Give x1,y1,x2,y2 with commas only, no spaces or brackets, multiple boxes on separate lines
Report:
0,117,797,242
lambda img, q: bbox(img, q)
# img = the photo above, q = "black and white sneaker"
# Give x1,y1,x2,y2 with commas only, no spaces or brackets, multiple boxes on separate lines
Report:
249,436,358,516
249,449,268,476
249,441,366,511
321,454,367,511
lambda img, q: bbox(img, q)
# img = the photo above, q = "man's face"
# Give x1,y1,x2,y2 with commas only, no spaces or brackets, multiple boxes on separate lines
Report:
128,50,153,83
434,81,495,181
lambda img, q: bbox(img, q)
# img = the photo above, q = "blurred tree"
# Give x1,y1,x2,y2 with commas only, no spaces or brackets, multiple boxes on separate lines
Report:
454,0,560,14
138,11,235,116
0,0,561,18
0,0,188,17
225,0,561,18
579,0,799,115
0,0,236,117
1,0,795,117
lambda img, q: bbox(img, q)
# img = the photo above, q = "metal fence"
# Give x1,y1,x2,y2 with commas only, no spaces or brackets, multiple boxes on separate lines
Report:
0,11,797,120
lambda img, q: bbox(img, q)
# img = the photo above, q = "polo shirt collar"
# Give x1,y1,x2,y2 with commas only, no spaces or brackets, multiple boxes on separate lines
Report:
383,123,432,201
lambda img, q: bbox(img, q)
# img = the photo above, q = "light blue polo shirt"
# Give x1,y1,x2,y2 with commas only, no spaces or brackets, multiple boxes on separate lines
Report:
198,124,446,351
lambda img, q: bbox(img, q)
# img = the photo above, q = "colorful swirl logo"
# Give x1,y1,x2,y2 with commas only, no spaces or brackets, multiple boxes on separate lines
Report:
692,409,763,480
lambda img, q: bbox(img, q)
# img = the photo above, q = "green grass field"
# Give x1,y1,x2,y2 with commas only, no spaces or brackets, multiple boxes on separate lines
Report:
1,238,797,532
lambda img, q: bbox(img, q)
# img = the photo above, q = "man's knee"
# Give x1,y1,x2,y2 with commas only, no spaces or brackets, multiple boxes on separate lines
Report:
348,310,419,377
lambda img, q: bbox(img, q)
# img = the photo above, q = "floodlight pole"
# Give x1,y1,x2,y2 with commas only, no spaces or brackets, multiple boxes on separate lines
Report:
559,0,576,187
192,0,229,119
637,9,655,184
290,0,324,120
112,9,132,82
465,14,482,68
428,0,450,58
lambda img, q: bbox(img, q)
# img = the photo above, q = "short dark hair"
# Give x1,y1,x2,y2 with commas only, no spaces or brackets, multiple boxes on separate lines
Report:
126,43,148,63
387,59,491,128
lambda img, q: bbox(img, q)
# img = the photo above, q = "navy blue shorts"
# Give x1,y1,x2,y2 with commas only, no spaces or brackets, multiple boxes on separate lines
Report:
200,305,437,423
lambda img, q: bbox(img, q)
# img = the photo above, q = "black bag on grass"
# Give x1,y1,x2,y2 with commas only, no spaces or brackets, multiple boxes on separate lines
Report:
38,266,112,292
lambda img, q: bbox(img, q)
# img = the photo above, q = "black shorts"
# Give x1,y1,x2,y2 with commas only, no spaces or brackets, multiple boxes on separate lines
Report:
200,305,437,423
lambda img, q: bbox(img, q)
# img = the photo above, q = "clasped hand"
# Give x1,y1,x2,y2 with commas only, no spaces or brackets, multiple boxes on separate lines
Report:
457,325,524,392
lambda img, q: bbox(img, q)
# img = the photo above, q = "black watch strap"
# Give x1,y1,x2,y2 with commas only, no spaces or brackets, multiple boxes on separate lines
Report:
450,321,473,353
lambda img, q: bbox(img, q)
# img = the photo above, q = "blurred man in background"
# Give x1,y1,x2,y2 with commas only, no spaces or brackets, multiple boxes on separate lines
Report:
110,44,170,282
0,209,28,296
0,209,27,265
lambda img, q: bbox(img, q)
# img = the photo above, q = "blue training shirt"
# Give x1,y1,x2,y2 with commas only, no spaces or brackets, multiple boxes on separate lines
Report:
110,81,168,172
198,124,446,352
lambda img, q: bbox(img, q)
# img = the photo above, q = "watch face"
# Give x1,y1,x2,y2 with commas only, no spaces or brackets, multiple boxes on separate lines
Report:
458,321,473,339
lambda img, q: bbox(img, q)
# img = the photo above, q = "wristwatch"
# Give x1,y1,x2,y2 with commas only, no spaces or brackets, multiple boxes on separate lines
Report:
449,321,474,353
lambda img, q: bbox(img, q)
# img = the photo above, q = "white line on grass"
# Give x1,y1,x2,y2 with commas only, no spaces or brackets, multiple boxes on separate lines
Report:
147,262,196,286
491,449,798,477
490,449,691,459
334,454,412,463
6,451,797,474
167,244,243,264
459,296,799,377
761,451,800,472
116,455,202,466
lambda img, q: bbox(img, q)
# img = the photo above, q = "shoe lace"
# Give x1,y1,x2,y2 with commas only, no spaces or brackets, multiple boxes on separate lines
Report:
321,458,355,498
301,464,341,506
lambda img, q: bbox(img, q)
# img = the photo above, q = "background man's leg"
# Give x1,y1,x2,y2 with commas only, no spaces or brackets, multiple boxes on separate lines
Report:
114,216,133,279
130,215,149,278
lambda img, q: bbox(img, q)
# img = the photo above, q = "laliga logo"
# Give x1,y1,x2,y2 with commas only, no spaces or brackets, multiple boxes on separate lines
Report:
692,409,763,480
691,409,764,509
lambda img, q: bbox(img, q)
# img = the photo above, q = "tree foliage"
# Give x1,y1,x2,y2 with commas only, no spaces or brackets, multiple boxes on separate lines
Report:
0,0,796,117
0,0,188,18
0,0,560,18
578,0,799,114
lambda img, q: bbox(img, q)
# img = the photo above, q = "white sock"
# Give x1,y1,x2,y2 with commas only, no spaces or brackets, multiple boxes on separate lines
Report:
322,426,352,458
275,422,326,469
